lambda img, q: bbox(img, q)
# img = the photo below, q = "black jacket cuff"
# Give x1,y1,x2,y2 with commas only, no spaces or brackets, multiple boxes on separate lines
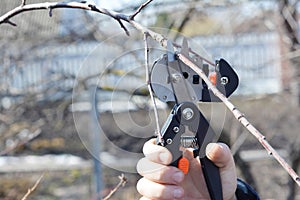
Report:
235,179,260,200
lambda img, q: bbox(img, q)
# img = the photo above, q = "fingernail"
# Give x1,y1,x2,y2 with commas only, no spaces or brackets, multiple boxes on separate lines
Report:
206,143,218,154
173,171,184,183
159,152,169,164
173,188,184,198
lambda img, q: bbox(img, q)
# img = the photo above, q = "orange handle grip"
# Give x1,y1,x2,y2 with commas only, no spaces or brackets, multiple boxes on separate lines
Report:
178,157,189,174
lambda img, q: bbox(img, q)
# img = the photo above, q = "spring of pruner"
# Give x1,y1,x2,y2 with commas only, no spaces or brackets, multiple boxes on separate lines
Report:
180,136,199,149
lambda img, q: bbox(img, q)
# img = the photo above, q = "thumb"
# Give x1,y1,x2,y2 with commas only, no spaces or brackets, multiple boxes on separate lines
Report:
205,143,233,169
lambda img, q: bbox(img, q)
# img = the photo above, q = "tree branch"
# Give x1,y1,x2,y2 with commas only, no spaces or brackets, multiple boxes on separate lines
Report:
143,32,162,143
130,0,153,20
0,2,130,35
0,128,42,156
21,174,44,200
102,174,127,200
0,1,209,64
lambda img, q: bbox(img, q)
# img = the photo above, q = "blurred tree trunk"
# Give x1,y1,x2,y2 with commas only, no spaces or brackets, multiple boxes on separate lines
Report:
279,1,300,199
279,0,300,105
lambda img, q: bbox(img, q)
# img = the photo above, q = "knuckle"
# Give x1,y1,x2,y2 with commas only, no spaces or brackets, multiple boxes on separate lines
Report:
154,166,167,180
136,158,146,175
136,178,146,195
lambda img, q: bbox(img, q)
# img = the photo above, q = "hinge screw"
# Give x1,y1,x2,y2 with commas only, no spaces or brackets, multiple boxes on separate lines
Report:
173,126,180,133
182,107,194,120
166,138,173,144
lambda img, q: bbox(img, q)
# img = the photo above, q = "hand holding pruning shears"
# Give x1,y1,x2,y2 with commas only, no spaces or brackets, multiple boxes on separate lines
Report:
137,39,239,200
137,139,237,200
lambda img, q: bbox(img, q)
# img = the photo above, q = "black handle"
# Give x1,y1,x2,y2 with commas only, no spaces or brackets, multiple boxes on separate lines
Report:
202,58,239,102
200,156,223,200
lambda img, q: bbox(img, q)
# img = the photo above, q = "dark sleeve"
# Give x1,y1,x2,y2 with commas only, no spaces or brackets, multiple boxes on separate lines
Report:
235,179,260,200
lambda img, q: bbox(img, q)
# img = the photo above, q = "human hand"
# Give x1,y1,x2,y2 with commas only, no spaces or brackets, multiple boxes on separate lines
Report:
136,138,237,200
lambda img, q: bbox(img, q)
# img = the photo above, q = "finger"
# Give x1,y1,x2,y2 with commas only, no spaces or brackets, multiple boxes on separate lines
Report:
205,143,235,169
206,143,237,200
139,197,151,200
143,138,172,165
136,177,184,200
137,157,184,184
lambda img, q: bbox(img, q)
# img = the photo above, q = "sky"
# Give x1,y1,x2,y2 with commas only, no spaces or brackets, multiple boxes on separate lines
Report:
92,0,145,10
91,0,278,10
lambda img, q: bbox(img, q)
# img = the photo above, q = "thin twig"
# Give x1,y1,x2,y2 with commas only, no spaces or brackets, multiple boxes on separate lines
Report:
21,0,27,7
178,53,300,187
130,0,153,20
143,32,162,143
0,129,41,156
21,174,44,200
4,20,17,26
102,174,127,200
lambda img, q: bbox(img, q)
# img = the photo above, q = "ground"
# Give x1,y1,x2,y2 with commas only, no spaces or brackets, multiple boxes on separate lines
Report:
0,92,299,199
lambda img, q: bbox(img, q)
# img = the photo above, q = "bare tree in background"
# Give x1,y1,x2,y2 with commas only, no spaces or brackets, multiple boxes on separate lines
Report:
279,0,300,199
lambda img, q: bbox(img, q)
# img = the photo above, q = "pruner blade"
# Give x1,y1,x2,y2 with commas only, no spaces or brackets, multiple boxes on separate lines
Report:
166,40,198,104
167,40,176,62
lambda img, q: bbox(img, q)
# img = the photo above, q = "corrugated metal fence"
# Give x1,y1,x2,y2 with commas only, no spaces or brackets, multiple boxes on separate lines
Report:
1,32,281,98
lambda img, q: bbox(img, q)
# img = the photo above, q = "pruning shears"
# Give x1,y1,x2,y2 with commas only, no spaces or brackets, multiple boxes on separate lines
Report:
150,39,239,200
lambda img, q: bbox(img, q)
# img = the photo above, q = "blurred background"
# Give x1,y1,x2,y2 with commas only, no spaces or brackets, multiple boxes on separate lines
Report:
0,0,300,199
